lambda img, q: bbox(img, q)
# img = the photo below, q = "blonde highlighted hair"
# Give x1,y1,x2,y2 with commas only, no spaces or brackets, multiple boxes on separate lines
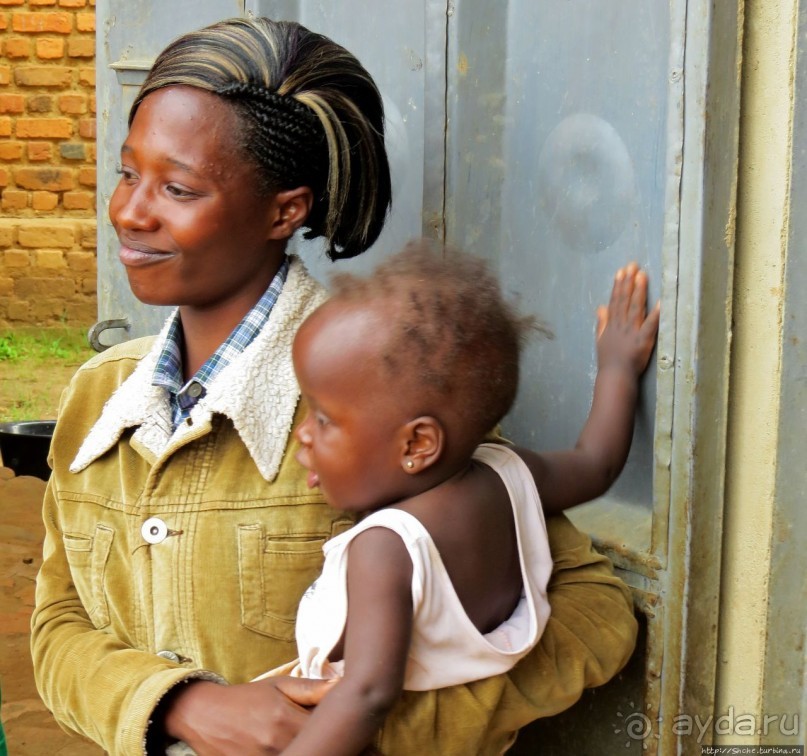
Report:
132,17,391,260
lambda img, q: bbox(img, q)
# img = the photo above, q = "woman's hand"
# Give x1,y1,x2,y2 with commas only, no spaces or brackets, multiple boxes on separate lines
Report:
596,262,660,377
162,676,335,755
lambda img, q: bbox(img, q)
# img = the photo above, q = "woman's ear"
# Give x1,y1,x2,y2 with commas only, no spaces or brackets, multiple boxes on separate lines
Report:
399,417,445,474
267,186,314,240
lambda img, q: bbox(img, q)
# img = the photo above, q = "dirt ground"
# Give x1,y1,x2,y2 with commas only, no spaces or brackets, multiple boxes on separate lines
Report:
1,344,102,752
0,469,104,755
0,360,84,423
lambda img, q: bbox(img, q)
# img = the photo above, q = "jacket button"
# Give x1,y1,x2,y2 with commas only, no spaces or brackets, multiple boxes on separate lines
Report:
141,517,168,544
156,650,181,663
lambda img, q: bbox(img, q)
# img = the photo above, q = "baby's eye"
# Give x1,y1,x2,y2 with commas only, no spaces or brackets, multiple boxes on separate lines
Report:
315,413,330,427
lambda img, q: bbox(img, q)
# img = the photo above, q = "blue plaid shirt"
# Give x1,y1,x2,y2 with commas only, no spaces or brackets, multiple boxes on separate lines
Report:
152,258,290,429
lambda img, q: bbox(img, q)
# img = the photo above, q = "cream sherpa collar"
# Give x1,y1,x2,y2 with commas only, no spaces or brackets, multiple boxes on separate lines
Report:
70,257,328,482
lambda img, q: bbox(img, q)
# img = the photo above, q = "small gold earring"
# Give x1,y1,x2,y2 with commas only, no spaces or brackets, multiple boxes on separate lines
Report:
405,460,414,469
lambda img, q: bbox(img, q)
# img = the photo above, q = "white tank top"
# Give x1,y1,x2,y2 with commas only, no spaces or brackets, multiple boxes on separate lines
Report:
292,443,553,691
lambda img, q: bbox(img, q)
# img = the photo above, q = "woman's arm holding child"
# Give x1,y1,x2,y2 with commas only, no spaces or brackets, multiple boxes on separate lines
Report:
520,262,660,513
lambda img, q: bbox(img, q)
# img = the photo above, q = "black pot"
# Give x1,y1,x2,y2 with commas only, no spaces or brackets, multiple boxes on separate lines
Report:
0,420,56,481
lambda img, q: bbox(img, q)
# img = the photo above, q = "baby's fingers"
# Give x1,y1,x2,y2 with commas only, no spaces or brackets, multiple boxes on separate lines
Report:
609,262,638,322
627,269,650,325
596,305,609,340
641,300,661,341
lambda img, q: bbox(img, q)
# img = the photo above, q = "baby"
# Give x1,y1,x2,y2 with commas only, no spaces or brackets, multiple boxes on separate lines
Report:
171,240,659,755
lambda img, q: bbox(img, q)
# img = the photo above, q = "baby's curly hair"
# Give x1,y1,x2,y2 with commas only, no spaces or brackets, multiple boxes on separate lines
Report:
329,240,547,453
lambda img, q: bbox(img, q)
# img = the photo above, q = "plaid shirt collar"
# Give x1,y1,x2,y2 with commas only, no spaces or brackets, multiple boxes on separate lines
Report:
152,257,290,428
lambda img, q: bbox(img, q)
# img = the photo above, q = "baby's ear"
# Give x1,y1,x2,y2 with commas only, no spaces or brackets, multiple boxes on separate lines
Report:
399,417,444,474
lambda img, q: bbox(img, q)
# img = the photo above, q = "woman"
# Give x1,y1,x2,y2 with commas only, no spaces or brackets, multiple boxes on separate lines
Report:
31,17,637,755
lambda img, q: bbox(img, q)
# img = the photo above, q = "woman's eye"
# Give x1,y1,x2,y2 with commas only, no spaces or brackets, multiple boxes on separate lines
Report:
166,184,196,199
115,165,137,182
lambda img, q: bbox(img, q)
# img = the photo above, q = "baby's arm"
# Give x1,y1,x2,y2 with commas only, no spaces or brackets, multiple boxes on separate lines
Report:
282,527,414,756
519,262,660,513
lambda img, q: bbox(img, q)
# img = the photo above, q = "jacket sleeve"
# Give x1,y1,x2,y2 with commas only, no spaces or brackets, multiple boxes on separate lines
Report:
30,478,223,756
375,514,638,755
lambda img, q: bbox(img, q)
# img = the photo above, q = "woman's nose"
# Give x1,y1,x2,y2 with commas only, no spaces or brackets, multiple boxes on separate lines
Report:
110,182,159,232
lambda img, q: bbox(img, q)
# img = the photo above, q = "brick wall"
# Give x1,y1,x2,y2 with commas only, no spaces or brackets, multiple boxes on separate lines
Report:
0,0,97,328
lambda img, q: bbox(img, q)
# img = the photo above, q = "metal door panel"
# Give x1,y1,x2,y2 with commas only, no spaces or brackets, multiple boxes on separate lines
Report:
445,0,677,527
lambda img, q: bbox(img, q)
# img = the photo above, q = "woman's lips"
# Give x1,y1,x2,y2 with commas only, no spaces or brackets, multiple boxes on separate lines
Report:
118,243,172,267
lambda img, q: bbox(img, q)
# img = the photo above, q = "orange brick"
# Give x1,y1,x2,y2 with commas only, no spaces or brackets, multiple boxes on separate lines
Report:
0,277,14,297
12,12,72,34
36,37,64,59
34,249,66,268
76,12,93,31
78,166,95,186
0,167,7,187
18,277,74,297
0,117,11,137
2,190,28,210
63,190,93,210
0,93,25,114
0,224,15,246
79,221,96,247
58,93,86,114
30,0,58,5
26,94,52,113
32,190,58,210
4,36,31,58
81,277,96,294
77,117,94,138
6,300,31,322
78,67,94,87
0,0,25,6
4,249,30,267
27,141,53,161
89,93,95,114
18,223,75,248
0,67,10,85
59,0,87,6
0,15,7,31
86,142,96,161
16,117,73,138
0,142,23,161
14,66,71,87
67,37,93,58
66,250,95,271
14,166,74,191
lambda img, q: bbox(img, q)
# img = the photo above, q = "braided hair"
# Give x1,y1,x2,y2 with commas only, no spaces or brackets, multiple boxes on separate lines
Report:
131,17,391,261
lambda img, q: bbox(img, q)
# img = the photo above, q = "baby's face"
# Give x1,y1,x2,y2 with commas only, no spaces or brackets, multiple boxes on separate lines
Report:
292,301,415,512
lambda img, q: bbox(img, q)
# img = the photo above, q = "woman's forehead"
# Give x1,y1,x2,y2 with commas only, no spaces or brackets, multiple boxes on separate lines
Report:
128,87,240,158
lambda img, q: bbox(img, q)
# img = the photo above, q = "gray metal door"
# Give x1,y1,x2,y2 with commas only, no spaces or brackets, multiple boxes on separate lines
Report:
97,2,741,753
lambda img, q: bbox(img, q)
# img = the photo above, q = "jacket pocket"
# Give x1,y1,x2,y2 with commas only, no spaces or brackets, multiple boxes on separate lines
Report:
63,524,114,629
237,524,328,642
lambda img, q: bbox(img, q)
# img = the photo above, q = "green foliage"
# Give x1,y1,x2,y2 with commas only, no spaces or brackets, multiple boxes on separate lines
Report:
0,327,93,423
0,328,91,364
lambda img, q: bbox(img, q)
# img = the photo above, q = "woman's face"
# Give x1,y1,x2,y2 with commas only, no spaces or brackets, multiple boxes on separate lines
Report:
109,86,285,314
